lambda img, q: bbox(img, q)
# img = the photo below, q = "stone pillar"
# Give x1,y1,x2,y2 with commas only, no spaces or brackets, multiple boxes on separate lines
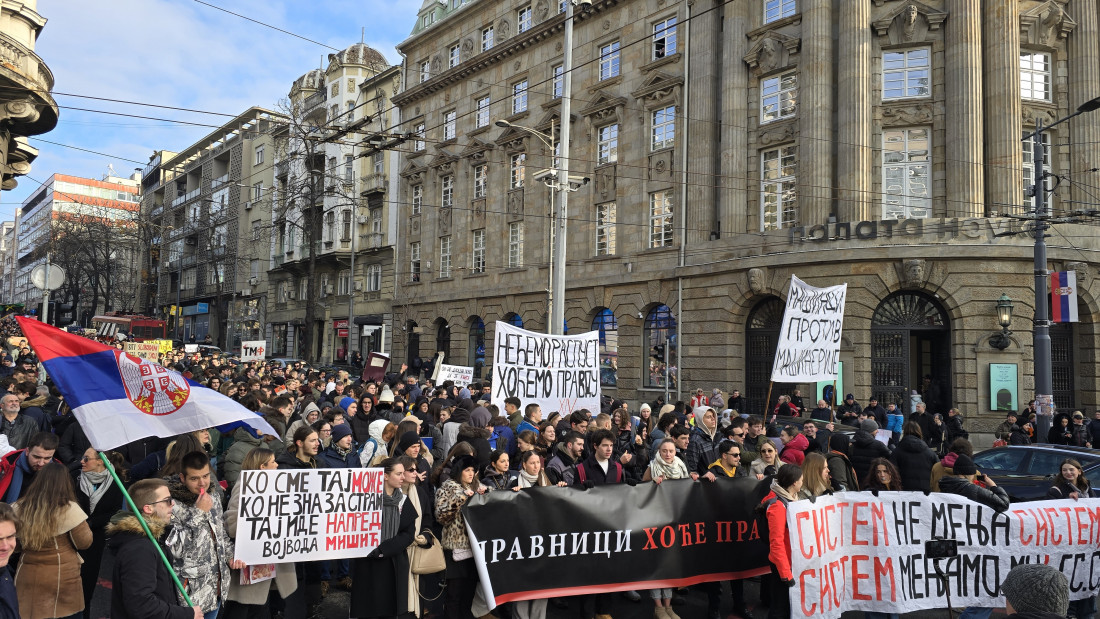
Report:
798,0,834,225
720,0,750,234
686,0,720,245
982,2,1022,213
836,0,871,221
946,0,984,217
1068,0,1100,212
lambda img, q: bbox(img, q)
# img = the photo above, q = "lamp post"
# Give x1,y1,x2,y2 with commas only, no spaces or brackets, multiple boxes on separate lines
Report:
1023,94,1100,443
990,294,1014,350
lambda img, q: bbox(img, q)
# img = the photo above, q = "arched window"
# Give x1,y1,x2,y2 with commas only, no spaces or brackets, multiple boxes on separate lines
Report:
435,319,450,364
592,308,618,386
504,312,523,328
468,317,486,378
644,304,676,388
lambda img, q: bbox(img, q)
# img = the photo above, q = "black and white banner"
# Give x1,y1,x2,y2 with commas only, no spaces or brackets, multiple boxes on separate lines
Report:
464,478,772,608
770,276,846,382
490,322,600,416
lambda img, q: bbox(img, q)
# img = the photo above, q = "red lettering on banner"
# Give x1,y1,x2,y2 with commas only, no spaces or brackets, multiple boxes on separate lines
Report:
870,502,890,546
1044,508,1063,544
660,526,675,548
717,521,732,543
796,512,815,559
873,557,896,602
1013,510,1033,545
851,555,871,600
813,509,827,557
677,524,694,547
695,521,707,545
799,570,817,615
643,527,658,550
851,502,869,546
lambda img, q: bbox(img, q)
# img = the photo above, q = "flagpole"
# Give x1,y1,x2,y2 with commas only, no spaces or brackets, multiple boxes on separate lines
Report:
98,452,195,608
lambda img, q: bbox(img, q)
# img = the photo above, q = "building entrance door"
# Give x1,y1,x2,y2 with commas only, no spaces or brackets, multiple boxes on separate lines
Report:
871,292,951,415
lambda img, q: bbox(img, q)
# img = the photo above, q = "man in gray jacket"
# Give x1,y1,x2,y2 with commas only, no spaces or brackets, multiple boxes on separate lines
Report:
0,394,36,450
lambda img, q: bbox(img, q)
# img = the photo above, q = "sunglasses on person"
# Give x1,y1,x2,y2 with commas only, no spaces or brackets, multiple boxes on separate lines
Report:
147,496,174,507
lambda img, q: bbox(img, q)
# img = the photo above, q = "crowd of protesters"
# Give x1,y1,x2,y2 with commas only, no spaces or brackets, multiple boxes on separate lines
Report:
0,324,1090,619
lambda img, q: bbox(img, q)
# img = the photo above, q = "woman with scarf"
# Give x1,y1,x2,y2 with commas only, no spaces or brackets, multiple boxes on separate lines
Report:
75,448,125,617
396,454,438,619
508,450,560,490
351,457,418,619
642,439,690,619
759,464,803,619
436,454,487,619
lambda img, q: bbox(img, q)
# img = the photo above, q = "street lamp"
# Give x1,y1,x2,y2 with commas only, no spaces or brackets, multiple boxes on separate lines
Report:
990,294,1014,350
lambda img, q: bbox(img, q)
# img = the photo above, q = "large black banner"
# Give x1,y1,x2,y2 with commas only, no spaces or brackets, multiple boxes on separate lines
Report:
464,478,773,607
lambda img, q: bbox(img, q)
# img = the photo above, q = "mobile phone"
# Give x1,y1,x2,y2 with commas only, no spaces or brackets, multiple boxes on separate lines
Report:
925,538,959,559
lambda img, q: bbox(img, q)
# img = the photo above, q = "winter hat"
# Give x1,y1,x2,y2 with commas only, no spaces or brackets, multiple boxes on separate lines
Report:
378,385,395,403
829,433,851,453
952,454,977,476
639,403,652,413
659,404,676,416
845,393,855,401
459,387,471,400
397,431,421,454
471,406,492,428
331,424,353,443
339,396,356,412
451,454,479,476
1001,564,1069,615
860,419,879,434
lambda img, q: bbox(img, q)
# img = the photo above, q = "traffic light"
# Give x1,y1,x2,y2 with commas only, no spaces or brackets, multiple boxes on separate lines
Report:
652,343,665,361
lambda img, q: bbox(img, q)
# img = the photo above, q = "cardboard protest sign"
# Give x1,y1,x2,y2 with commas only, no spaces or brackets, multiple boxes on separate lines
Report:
240,340,266,362
437,364,474,385
234,468,385,564
491,322,600,415
771,276,847,383
123,342,160,361
787,492,1100,618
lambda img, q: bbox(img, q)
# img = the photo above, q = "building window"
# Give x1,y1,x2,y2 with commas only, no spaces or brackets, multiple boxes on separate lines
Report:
472,229,486,273
325,211,336,242
337,269,351,295
252,182,263,201
512,80,528,114
649,191,674,248
320,273,330,297
552,65,563,99
760,71,797,123
761,145,797,230
299,278,308,300
412,184,423,215
482,26,494,51
1021,52,1051,102
883,48,930,100
653,17,677,59
441,175,454,209
473,164,488,198
1022,131,1052,208
414,123,425,150
596,202,616,256
510,153,526,188
764,0,796,23
419,60,430,83
410,241,421,282
645,305,676,388
373,152,384,175
599,41,620,80
423,11,435,26
476,96,490,128
344,155,354,183
651,106,675,150
449,44,460,68
278,281,289,303
597,124,619,165
882,127,931,220
254,144,264,165
439,236,452,278
366,264,382,291
443,110,457,140
517,6,532,32
593,308,618,386
508,222,524,268
341,209,352,241
370,207,383,235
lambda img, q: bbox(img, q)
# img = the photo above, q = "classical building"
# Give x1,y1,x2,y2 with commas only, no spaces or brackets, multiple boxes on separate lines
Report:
266,44,401,363
390,0,1100,428
0,0,57,191
142,108,284,346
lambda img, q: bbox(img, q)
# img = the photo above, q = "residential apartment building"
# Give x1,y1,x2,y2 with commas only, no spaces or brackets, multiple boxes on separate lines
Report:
0,0,57,191
390,0,1100,428
266,43,401,363
0,221,16,300
142,108,283,346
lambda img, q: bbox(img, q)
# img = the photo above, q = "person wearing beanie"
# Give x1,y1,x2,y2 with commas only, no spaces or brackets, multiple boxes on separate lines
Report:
318,424,358,469
1001,563,1069,618
458,406,494,472
339,396,356,413
849,418,890,482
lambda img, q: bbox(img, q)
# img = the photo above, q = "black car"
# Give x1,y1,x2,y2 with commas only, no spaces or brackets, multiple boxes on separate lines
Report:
971,445,1100,502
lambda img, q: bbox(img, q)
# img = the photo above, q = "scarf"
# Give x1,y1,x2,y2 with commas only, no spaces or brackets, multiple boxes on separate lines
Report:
79,469,113,513
649,454,689,480
770,479,797,503
517,469,540,488
3,451,33,503
332,444,351,460
380,488,406,543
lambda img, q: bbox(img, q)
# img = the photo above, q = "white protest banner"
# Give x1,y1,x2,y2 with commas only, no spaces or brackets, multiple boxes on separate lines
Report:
787,492,1100,619
240,340,266,362
491,321,600,415
771,276,847,382
124,342,160,361
184,344,198,353
234,468,385,564
437,363,474,385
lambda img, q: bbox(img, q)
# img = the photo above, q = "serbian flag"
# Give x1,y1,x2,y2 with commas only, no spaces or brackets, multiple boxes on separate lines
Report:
16,317,277,451
1051,271,1079,323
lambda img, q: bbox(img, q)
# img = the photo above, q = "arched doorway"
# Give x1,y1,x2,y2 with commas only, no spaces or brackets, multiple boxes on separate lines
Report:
745,297,793,416
405,320,420,368
468,316,485,379
871,291,951,414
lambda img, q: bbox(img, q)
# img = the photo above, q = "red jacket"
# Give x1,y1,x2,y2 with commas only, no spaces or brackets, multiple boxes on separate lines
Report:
762,490,793,580
779,434,808,466
0,450,25,501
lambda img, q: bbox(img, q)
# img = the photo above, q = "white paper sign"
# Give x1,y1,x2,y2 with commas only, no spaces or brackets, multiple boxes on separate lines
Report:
234,468,385,564
770,276,847,382
491,322,600,416
240,340,266,362
437,363,474,385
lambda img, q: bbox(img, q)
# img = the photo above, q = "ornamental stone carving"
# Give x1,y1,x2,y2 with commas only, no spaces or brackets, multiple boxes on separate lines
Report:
758,122,795,146
438,207,452,234
430,55,443,74
881,104,933,126
1022,104,1058,127
507,189,524,219
462,38,474,54
596,164,616,200
901,259,926,287
1021,1,1077,50
744,32,800,76
498,18,511,38
535,0,549,21
1066,262,1091,290
747,268,766,295
872,1,947,45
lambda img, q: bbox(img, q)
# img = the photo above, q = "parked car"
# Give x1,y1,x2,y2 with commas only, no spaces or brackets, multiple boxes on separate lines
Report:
971,444,1100,502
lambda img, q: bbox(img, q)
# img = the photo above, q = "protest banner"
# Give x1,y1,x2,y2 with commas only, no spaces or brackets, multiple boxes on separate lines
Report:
184,344,198,353
437,363,474,385
123,341,160,361
240,340,266,362
787,492,1100,619
491,321,600,415
771,276,847,382
151,339,174,354
234,468,385,564
465,477,772,608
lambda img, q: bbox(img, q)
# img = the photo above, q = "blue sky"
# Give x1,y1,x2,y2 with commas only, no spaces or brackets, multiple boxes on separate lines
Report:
1,0,421,219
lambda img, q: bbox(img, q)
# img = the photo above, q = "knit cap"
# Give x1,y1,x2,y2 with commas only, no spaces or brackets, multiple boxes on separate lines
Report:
1001,564,1069,615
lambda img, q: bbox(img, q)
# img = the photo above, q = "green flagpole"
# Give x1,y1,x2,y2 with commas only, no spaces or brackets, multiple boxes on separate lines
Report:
99,452,195,608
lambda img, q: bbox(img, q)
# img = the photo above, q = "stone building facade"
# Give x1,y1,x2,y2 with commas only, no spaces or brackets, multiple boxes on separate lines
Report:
390,0,1100,428
0,0,56,191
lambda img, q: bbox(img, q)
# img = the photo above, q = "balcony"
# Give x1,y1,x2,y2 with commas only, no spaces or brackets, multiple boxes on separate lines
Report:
0,31,58,137
171,187,200,208
303,91,326,112
276,161,288,178
363,232,385,249
360,173,388,195
149,203,163,217
211,174,231,190
273,254,285,267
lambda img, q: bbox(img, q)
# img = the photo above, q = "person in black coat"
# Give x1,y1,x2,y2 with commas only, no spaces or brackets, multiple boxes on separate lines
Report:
76,448,126,617
889,422,939,492
58,420,92,471
864,398,887,429
849,419,890,483
351,458,419,619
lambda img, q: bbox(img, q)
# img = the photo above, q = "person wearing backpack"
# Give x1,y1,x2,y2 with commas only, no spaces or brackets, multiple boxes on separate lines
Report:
758,465,803,619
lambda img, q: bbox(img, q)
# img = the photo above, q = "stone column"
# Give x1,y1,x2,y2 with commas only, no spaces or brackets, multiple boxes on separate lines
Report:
982,2,1022,214
798,0,834,225
946,0,984,217
836,0,871,221
686,0,720,245
720,0,750,234
1068,0,1100,212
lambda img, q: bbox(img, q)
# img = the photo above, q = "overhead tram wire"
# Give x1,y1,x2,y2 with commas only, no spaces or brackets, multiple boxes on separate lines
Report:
190,0,342,51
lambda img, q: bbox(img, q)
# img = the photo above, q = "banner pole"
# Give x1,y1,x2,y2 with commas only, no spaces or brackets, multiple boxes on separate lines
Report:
832,379,838,423
99,452,195,607
764,382,774,421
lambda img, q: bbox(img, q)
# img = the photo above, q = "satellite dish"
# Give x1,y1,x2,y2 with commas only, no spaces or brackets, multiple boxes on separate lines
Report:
30,264,65,291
